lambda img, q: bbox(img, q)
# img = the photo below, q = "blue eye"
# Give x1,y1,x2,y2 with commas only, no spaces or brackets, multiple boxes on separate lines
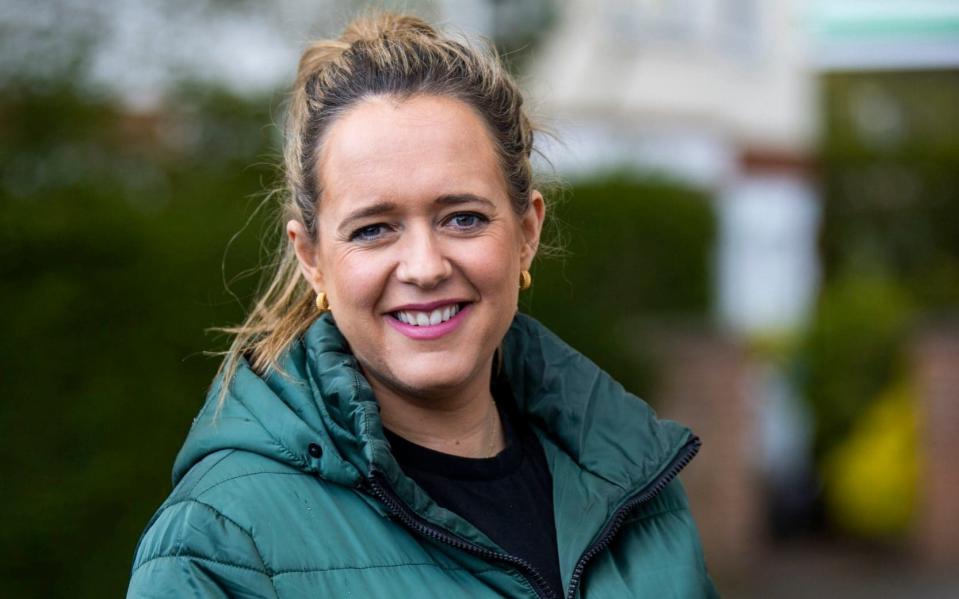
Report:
447,213,487,230
350,224,388,242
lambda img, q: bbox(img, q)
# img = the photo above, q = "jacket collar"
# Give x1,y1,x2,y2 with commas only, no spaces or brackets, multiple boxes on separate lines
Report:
174,312,693,504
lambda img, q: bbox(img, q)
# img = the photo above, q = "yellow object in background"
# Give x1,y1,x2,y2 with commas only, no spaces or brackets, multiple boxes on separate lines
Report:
823,381,919,538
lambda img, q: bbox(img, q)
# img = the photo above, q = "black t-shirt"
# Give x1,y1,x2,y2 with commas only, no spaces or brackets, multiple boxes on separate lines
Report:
383,387,563,598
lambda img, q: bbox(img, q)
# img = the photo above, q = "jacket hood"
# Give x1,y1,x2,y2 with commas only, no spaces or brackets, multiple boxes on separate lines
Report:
173,313,693,497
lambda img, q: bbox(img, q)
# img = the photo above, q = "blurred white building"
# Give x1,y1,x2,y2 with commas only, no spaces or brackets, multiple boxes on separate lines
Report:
526,0,820,335
523,0,959,335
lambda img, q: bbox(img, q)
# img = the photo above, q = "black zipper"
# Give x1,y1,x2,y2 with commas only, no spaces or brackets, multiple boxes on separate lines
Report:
563,436,702,599
362,470,558,599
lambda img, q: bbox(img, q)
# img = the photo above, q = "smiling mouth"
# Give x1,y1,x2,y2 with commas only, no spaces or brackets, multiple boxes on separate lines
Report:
389,302,468,327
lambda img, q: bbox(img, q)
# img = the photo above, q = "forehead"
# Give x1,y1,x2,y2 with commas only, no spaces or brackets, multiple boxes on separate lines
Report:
316,94,506,217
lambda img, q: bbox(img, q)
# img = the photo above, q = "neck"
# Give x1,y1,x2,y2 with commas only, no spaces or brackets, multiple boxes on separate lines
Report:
370,366,504,459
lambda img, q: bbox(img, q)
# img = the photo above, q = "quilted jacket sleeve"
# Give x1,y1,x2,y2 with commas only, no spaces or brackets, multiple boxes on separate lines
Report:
127,499,279,599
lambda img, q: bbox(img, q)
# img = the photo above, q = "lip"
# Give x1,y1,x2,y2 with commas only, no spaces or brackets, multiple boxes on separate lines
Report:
385,302,472,340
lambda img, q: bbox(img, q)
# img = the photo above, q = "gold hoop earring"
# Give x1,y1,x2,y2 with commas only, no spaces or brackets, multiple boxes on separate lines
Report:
315,292,330,313
519,270,532,291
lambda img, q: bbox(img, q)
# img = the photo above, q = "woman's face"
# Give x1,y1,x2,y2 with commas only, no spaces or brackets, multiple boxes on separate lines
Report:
289,94,544,402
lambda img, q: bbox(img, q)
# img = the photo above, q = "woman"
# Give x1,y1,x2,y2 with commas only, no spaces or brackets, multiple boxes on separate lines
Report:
128,13,716,599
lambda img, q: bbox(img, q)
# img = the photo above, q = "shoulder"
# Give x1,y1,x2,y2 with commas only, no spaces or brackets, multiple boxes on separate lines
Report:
130,449,429,581
131,451,298,563
627,480,716,591
129,451,297,597
131,450,352,577
624,479,704,553
582,479,718,596
171,449,317,510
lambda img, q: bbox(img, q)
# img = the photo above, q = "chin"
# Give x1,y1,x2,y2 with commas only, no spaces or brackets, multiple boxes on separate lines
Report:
396,364,475,398
377,353,489,401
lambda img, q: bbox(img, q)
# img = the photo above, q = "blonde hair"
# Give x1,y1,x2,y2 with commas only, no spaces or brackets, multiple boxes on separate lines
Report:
215,12,542,408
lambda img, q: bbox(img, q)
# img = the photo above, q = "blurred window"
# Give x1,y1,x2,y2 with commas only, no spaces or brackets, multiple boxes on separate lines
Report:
717,0,760,58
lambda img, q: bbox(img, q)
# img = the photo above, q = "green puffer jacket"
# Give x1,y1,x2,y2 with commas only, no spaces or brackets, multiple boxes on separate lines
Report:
128,313,717,598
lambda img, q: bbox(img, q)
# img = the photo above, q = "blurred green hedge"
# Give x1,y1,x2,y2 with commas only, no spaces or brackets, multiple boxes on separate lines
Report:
0,87,713,597
524,176,714,396
0,85,278,597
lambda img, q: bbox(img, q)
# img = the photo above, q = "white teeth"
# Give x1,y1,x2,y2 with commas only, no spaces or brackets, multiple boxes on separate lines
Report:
394,304,463,327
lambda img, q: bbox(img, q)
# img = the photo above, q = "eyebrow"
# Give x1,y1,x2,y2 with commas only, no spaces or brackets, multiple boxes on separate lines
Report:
337,193,496,235
435,193,496,210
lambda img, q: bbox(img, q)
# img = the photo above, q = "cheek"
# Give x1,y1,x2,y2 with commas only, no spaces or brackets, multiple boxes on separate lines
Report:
326,249,388,309
464,235,522,297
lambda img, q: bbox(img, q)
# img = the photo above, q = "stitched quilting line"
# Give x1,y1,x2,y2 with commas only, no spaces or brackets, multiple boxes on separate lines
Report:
135,554,498,581
134,553,270,575
148,499,274,573
180,450,236,497
271,563,500,578
195,470,310,499
136,497,281,597
134,450,237,549
622,505,688,526
139,499,500,583
227,383,305,468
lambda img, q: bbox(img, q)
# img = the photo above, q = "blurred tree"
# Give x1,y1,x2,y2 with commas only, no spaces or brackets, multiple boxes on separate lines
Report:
0,83,278,597
800,275,914,457
819,71,959,310
804,70,959,457
802,70,959,538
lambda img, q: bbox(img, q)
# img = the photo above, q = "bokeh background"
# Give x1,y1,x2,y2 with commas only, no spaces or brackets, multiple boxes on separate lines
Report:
2,1,958,597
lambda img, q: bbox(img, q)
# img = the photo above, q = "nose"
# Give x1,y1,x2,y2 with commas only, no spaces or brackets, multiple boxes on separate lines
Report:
395,226,452,289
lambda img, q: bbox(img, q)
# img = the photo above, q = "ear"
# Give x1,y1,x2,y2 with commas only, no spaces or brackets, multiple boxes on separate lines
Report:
286,219,324,293
519,190,546,270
